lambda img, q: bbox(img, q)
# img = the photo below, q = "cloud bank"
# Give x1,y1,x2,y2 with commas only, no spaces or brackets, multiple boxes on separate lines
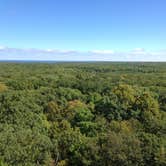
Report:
0,46,165,61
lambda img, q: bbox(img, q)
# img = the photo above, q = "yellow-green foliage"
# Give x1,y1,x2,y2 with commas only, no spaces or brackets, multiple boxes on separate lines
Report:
0,83,7,92
112,84,135,106
57,160,68,166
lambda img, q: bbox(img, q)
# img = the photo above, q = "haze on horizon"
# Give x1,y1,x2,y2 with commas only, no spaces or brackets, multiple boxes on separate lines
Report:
0,0,166,61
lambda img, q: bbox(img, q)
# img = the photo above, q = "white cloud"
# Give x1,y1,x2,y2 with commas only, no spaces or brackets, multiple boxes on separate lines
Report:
44,49,78,54
132,48,145,52
0,46,165,61
90,50,114,54
130,48,146,55
45,49,55,52
0,46,7,50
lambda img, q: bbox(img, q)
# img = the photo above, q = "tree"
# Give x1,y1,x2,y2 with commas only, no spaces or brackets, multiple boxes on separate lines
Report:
96,84,159,121
98,131,143,166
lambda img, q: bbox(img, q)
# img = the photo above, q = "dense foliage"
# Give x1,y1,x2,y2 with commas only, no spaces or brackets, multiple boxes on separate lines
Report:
0,62,165,166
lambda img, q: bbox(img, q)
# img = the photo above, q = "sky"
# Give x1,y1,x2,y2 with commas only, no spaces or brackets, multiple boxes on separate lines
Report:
0,0,166,61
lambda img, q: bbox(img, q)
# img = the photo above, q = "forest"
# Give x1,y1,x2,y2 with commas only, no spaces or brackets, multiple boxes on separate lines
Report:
0,62,165,166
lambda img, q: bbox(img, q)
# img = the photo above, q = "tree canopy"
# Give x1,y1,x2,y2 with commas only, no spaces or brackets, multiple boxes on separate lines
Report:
0,62,165,165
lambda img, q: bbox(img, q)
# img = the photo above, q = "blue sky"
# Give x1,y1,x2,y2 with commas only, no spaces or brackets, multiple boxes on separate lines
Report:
0,0,166,61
